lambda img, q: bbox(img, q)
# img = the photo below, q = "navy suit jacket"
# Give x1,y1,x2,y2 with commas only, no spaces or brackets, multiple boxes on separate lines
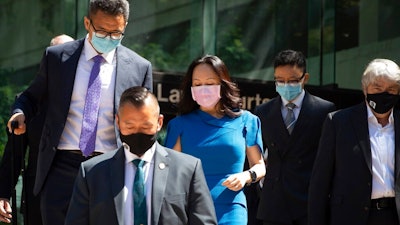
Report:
254,92,335,223
12,38,153,195
64,143,217,225
309,103,400,225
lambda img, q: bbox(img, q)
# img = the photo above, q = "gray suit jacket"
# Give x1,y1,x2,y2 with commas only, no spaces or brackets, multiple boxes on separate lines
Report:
64,143,217,225
12,38,153,195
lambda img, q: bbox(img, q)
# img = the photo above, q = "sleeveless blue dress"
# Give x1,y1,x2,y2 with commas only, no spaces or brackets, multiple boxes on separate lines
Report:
165,109,263,225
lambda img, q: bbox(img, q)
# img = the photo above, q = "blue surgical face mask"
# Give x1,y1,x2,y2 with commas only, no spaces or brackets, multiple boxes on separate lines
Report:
276,83,302,101
91,32,122,53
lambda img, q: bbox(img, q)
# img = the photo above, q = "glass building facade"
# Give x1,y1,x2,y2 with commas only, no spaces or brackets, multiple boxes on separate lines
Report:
2,0,400,89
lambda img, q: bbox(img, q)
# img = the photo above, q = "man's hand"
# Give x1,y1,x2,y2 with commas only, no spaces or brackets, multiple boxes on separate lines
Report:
0,198,12,223
7,113,26,135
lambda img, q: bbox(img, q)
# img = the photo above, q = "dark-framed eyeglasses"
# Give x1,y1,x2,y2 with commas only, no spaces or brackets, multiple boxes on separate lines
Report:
90,20,124,40
274,73,306,87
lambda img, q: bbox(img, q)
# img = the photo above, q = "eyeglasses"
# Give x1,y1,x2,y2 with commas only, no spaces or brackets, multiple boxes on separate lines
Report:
90,20,124,40
274,73,305,87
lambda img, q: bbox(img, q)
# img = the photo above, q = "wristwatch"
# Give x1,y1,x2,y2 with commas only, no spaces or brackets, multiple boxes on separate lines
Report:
248,170,257,183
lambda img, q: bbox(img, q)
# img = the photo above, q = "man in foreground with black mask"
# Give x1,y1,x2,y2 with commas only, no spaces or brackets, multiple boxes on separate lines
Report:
309,58,400,225
65,86,217,225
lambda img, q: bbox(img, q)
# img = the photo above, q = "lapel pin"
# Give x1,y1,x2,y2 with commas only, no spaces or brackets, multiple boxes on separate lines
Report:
158,163,166,170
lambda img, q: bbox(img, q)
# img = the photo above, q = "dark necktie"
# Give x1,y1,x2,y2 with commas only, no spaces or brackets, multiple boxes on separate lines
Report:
79,55,103,157
133,159,147,225
284,102,296,134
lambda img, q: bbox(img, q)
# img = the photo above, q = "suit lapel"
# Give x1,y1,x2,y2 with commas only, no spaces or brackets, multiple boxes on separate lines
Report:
394,109,400,181
60,39,84,115
111,147,126,225
269,98,289,157
114,46,133,113
291,92,312,134
151,144,170,225
281,93,311,156
351,103,372,173
113,47,131,147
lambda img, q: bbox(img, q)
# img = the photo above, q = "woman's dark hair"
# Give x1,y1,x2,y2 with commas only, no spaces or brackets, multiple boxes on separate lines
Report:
178,55,242,118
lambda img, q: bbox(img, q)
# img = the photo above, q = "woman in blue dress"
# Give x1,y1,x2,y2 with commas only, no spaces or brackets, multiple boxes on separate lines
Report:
165,55,266,225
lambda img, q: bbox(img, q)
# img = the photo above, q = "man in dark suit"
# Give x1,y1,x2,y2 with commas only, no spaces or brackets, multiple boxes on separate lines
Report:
4,1,152,224
0,34,74,225
65,86,217,225
309,58,400,225
254,50,335,225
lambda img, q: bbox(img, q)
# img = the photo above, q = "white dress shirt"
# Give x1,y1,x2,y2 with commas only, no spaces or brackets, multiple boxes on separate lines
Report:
367,105,395,199
58,35,117,153
123,143,155,225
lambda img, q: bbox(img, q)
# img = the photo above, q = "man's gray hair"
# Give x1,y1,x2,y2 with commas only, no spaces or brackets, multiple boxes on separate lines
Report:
361,59,400,90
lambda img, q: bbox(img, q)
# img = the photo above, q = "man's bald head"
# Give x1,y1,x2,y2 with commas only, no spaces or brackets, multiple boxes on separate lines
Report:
50,34,74,46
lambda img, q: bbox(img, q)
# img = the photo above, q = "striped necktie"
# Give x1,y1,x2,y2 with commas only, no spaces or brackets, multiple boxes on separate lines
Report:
284,102,296,134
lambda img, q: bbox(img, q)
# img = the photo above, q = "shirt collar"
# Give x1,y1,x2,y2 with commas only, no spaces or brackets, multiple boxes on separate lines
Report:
84,34,116,64
281,89,305,108
366,102,394,125
123,142,156,164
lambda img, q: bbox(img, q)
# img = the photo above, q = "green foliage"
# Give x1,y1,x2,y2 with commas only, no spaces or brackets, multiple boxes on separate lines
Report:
130,26,254,75
0,68,21,158
131,43,172,71
217,26,254,74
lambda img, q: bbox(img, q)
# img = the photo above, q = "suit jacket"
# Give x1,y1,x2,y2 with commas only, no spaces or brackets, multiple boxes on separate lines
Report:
64,143,217,225
308,103,400,225
0,108,44,225
254,92,335,223
11,38,153,195
0,129,25,200
0,93,41,201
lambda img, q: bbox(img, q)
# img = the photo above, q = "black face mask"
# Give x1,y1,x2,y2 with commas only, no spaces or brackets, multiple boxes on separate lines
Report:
366,92,400,114
120,132,157,156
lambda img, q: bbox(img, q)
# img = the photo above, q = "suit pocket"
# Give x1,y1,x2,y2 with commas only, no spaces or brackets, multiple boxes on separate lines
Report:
159,193,188,225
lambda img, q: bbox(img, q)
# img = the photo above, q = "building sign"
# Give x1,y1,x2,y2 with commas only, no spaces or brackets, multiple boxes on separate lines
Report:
153,72,364,120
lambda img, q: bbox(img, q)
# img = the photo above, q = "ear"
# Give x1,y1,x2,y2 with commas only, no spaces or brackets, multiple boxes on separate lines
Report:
115,114,120,130
84,16,90,33
303,73,310,84
157,114,164,131
301,73,310,89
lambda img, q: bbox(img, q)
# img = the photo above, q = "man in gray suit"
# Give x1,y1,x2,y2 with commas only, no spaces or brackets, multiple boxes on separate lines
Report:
6,1,152,224
65,87,217,225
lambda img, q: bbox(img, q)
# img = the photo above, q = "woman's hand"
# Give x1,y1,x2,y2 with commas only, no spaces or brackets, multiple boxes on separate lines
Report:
222,172,250,191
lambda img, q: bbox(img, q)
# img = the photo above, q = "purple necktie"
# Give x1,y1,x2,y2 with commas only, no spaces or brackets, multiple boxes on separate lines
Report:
79,55,103,157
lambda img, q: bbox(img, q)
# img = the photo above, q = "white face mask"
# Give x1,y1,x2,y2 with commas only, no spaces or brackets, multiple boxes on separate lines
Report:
191,85,221,108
